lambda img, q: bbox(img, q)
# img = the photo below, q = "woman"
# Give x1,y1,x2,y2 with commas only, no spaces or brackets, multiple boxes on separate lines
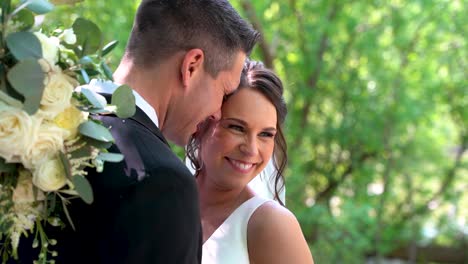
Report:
187,61,314,264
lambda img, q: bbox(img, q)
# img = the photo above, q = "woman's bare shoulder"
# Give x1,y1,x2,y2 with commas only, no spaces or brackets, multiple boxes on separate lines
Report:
247,201,314,264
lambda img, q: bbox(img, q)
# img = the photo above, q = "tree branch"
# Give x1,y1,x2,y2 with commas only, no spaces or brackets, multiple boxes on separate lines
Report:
240,1,274,69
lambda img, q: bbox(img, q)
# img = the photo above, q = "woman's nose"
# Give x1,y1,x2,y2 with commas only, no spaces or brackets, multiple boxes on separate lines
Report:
239,136,259,156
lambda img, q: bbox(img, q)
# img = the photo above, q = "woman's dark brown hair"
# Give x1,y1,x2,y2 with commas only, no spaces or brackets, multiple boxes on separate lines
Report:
186,60,288,205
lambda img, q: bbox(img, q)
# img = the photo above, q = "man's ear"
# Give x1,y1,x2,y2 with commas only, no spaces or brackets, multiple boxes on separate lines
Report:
181,48,205,88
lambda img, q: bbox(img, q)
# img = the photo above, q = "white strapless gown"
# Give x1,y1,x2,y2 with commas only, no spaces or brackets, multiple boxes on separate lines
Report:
202,196,271,264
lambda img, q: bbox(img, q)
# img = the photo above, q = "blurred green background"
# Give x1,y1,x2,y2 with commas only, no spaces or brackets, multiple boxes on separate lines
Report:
45,0,467,263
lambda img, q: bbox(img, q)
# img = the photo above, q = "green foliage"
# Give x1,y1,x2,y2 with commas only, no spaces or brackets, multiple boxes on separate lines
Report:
112,84,136,118
233,0,467,262
78,120,114,143
72,175,93,204
6,58,45,114
72,17,102,56
6,32,42,60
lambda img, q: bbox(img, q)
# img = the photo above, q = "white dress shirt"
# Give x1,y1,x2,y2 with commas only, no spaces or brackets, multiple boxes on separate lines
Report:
83,79,159,128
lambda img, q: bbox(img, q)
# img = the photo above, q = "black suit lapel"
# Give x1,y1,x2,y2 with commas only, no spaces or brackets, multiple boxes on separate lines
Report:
129,107,170,147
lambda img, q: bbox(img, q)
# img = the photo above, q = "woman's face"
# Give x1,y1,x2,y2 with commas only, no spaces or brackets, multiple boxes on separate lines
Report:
199,88,277,191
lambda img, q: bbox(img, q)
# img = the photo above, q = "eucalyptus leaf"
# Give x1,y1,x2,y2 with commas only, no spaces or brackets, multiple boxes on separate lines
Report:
112,85,136,118
101,40,118,57
101,62,113,81
97,152,124,163
58,152,72,180
82,136,112,149
21,0,54,14
72,18,102,56
6,59,45,114
79,120,114,143
72,175,93,204
6,32,42,60
80,68,90,83
61,198,75,230
81,87,107,109
78,56,93,65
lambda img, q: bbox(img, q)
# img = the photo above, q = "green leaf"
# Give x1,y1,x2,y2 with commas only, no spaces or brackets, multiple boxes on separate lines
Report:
21,0,54,14
61,197,75,230
6,59,45,114
58,152,72,180
79,120,114,142
101,40,118,57
101,62,113,81
82,136,112,149
72,18,102,56
0,158,16,173
81,87,106,109
78,56,93,65
6,32,42,60
13,9,35,31
80,68,90,83
72,175,93,204
69,141,92,159
112,85,136,118
97,152,124,162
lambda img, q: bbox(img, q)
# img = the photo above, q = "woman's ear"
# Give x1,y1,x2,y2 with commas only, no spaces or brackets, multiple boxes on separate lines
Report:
180,48,205,88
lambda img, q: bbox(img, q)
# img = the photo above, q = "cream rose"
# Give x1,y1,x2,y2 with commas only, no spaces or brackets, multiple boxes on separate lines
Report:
54,105,87,139
33,158,67,192
13,169,45,203
21,122,67,169
34,32,60,64
0,103,40,163
37,70,76,120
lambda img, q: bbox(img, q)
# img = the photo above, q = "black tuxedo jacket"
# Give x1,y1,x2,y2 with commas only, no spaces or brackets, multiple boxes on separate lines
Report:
14,106,202,263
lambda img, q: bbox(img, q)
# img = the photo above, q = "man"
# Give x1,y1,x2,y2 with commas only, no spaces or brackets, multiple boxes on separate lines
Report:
15,1,258,263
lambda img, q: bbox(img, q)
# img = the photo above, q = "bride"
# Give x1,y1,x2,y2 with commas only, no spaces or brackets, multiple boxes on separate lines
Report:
187,60,314,264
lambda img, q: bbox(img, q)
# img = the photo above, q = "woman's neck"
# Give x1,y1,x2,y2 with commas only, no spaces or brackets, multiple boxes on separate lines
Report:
196,172,253,216
196,172,254,243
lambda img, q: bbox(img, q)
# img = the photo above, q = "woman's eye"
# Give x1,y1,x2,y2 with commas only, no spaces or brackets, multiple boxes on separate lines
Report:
259,132,275,138
228,124,244,132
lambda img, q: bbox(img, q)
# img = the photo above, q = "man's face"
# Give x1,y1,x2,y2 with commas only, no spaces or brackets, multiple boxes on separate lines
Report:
166,52,246,146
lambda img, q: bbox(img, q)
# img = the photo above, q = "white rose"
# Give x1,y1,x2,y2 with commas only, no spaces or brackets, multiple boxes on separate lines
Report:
33,158,67,192
34,32,60,65
13,169,45,203
59,28,77,45
0,103,40,163
37,70,76,120
21,122,68,169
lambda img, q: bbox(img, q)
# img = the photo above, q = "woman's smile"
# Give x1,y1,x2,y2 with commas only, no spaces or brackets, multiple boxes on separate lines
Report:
225,157,256,173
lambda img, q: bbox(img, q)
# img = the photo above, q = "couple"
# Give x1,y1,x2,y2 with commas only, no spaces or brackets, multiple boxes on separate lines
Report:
16,0,313,263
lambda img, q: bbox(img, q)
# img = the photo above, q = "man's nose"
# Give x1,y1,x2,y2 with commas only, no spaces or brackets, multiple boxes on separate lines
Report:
209,109,222,121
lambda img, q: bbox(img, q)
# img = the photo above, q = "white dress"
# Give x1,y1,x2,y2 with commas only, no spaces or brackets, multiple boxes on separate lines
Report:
202,196,271,264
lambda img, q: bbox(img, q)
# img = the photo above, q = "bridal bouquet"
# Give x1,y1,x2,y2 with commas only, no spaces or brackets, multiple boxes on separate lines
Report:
0,0,135,262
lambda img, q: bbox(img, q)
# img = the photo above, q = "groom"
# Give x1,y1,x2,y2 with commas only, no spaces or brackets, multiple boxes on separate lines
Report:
16,1,258,264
